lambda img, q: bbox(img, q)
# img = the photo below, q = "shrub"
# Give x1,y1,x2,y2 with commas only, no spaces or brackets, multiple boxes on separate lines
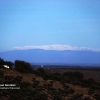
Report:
0,71,4,78
93,94,100,100
83,97,91,100
69,88,75,94
15,76,23,83
53,94,62,100
63,84,69,89
20,81,31,88
4,75,15,83
32,80,40,88
87,78,96,84
32,77,36,81
52,72,62,81
63,71,83,80
69,94,83,100
35,67,46,76
72,81,82,85
88,88,95,95
33,93,48,100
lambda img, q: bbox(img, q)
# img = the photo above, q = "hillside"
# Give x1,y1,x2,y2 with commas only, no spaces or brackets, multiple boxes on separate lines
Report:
0,67,100,100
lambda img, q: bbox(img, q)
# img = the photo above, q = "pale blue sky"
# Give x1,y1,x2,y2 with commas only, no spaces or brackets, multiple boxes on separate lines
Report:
0,0,100,51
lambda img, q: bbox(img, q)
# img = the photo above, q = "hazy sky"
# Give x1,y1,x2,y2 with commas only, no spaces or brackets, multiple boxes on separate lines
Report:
0,0,100,51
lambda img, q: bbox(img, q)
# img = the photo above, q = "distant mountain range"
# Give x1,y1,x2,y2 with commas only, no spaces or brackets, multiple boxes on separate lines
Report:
0,49,100,66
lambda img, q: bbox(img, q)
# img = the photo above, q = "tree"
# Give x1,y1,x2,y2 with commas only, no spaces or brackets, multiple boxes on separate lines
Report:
14,60,33,73
0,58,5,66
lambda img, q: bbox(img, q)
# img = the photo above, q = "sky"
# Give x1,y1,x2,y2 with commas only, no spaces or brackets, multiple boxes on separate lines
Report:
0,0,100,51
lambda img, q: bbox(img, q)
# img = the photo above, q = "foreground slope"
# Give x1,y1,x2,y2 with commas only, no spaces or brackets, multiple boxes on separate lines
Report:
0,68,100,100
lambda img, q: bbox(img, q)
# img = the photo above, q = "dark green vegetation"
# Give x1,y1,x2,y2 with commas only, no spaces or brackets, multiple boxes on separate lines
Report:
0,58,100,100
